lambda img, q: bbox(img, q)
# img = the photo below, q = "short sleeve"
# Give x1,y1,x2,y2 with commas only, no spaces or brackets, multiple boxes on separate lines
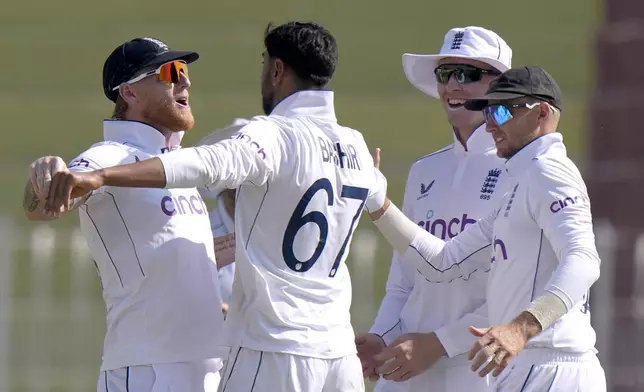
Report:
67,142,132,203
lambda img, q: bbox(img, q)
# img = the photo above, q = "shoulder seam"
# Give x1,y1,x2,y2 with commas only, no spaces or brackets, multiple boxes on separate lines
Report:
413,145,454,163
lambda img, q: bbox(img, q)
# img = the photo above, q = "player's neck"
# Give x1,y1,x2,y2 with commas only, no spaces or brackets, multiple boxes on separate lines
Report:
453,123,483,150
123,113,173,141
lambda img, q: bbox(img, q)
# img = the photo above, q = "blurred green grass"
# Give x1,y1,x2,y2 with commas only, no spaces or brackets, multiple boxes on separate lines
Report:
0,0,598,390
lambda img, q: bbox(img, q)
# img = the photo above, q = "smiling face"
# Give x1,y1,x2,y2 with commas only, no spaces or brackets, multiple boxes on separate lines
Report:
118,62,195,132
436,57,500,132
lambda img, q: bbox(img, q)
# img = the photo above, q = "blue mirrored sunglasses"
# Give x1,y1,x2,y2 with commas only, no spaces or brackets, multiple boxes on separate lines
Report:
483,102,541,126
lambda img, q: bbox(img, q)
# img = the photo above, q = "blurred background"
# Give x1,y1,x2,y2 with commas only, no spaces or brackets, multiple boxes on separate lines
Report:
2,0,642,391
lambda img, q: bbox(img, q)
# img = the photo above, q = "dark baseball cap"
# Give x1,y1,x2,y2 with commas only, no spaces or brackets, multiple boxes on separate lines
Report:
464,66,563,111
102,37,199,102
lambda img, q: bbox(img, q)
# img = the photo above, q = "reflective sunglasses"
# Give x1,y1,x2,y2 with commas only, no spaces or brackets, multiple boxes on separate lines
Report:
434,64,501,85
112,60,188,91
483,102,542,126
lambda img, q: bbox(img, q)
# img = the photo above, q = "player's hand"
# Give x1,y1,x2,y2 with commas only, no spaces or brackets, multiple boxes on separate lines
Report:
29,156,68,201
44,171,104,213
372,148,381,169
365,148,387,214
468,322,530,377
222,302,229,314
355,333,386,381
374,332,446,382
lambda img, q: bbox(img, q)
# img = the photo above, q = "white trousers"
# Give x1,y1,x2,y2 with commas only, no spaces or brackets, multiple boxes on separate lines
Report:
97,358,222,392
219,347,364,392
373,361,490,392
494,349,606,392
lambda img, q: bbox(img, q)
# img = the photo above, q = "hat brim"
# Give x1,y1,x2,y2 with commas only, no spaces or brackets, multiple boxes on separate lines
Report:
464,92,528,111
402,53,510,98
142,50,200,69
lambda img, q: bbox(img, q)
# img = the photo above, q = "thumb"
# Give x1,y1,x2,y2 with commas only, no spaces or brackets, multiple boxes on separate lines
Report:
372,148,381,169
469,326,489,337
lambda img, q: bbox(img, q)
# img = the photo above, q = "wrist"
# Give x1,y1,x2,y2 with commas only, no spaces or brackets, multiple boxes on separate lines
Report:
97,168,108,186
426,332,447,357
512,311,542,340
369,198,390,221
372,333,387,347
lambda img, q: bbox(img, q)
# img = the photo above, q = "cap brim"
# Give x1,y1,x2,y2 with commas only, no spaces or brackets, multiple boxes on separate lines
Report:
142,50,200,69
464,92,527,111
402,53,510,98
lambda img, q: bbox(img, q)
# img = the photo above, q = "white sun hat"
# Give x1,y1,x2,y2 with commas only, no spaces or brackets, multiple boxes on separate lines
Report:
402,26,512,98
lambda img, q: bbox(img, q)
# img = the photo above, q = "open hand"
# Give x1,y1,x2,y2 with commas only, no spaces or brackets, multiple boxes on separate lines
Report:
468,324,528,377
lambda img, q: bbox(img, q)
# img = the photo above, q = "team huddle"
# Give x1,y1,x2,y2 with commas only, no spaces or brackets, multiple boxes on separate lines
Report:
22,21,606,392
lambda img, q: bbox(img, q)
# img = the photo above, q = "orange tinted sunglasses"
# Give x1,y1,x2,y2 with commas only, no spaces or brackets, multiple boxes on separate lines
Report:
112,60,188,91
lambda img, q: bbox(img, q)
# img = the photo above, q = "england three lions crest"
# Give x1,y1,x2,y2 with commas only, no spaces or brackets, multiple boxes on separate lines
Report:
480,168,502,200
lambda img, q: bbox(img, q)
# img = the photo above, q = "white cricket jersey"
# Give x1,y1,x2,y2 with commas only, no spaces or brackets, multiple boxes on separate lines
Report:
68,120,226,371
160,90,382,359
370,125,509,361
402,133,599,353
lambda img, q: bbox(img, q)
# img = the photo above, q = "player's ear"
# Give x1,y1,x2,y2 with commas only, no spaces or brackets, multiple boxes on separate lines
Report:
272,58,285,86
119,83,137,105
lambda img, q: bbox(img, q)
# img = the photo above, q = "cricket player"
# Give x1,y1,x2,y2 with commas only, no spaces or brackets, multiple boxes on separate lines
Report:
23,38,226,392
368,66,606,391
43,22,385,392
356,26,512,392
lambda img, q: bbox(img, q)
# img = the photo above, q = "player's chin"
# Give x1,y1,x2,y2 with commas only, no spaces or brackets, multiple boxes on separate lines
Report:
495,145,512,159
171,110,195,131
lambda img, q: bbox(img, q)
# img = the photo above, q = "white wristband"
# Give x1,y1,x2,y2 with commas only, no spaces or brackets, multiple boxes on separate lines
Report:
372,203,420,254
524,292,567,331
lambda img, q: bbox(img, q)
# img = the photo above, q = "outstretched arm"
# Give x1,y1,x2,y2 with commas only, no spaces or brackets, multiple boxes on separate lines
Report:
45,120,281,213
370,200,495,283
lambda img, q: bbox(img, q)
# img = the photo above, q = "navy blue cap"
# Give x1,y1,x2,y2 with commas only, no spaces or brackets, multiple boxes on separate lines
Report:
465,66,563,111
102,37,199,102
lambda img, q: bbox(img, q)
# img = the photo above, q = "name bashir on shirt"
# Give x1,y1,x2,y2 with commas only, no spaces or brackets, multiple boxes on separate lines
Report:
318,137,361,170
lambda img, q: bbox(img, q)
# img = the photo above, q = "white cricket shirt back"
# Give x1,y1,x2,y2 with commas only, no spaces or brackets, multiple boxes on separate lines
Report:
227,92,378,358
69,121,226,370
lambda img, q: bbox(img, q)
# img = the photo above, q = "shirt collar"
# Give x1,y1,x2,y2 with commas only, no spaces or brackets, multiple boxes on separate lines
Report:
270,90,337,121
505,132,565,177
103,120,184,154
452,124,496,156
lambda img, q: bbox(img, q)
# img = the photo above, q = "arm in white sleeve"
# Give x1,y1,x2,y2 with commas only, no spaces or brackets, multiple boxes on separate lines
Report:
399,208,496,283
524,160,601,327
434,285,489,357
369,251,415,345
160,120,281,190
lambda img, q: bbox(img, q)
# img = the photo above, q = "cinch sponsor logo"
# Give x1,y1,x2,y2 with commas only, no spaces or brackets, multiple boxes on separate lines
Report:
161,194,207,216
233,133,266,159
417,212,475,240
491,236,508,263
550,195,586,213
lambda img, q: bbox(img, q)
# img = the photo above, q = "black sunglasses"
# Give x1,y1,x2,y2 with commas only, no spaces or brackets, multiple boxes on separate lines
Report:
434,64,501,85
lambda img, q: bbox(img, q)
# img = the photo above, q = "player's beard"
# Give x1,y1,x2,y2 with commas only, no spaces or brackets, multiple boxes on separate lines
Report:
142,97,195,132
262,90,275,115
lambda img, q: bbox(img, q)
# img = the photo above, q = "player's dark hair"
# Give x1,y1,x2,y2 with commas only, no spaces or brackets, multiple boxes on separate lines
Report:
264,21,338,88
112,96,128,120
